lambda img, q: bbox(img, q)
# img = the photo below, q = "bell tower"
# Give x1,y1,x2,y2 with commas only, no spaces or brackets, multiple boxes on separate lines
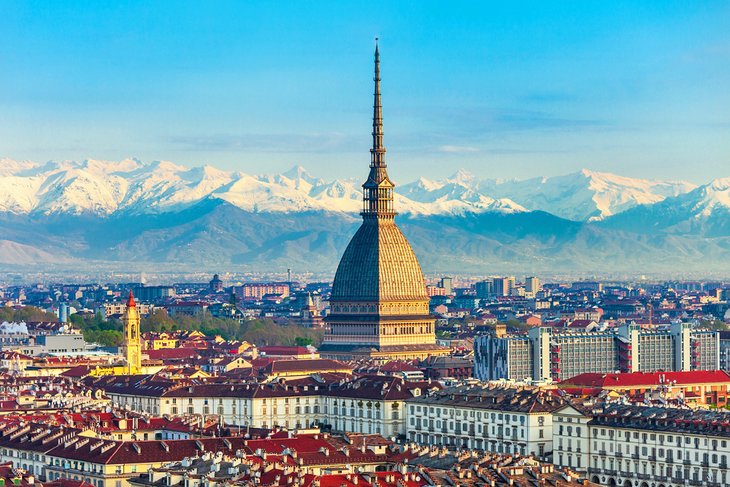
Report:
122,291,142,374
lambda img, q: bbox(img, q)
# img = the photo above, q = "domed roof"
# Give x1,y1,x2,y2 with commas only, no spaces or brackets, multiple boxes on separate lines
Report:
331,218,428,302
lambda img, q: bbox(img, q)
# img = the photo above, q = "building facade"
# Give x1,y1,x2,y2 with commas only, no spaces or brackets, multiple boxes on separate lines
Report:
320,43,447,362
475,323,720,382
553,403,730,487
100,374,434,438
404,385,563,460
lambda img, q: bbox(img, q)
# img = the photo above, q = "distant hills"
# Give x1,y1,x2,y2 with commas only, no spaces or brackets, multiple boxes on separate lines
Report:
0,158,728,275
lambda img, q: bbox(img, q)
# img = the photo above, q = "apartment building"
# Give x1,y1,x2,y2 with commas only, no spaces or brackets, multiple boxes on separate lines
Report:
553,402,730,487
475,323,719,382
404,384,564,460
234,283,290,301
100,374,434,438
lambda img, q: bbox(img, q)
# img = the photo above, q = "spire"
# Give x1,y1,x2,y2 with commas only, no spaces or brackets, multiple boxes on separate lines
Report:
362,38,396,219
372,37,385,167
126,290,136,308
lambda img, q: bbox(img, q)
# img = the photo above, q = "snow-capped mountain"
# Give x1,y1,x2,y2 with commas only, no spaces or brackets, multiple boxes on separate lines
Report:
1,159,695,220
399,175,526,215
602,177,730,236
480,169,697,221
0,159,527,217
0,158,727,273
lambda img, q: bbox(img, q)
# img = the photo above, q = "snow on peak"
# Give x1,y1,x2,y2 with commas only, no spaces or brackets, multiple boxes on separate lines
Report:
488,169,697,221
0,158,710,219
0,158,38,177
688,177,730,216
448,169,477,187
281,165,319,184
708,177,730,192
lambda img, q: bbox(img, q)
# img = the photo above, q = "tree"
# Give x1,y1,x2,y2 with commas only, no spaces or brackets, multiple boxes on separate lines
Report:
0,306,58,323
295,337,314,347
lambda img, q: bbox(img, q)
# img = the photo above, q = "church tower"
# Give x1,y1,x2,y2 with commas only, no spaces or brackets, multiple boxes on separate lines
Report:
320,41,448,362
301,292,324,328
122,291,142,374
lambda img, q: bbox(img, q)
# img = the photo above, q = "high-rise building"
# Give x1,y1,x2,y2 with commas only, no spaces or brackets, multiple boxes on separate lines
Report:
121,291,142,374
492,277,514,297
132,285,176,302
438,277,453,295
475,280,493,299
320,43,448,362
525,276,541,294
474,323,719,382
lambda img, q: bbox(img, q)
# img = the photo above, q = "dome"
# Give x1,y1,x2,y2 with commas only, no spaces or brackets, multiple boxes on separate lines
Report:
331,218,428,302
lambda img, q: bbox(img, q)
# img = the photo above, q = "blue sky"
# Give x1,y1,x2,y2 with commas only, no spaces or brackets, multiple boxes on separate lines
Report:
1,1,729,183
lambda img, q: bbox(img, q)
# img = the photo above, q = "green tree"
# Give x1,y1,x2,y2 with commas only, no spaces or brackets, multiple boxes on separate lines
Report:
295,337,314,347
0,306,58,323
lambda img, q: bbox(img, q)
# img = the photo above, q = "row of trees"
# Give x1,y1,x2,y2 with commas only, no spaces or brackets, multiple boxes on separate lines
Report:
0,306,58,323
64,307,325,347
1,305,324,348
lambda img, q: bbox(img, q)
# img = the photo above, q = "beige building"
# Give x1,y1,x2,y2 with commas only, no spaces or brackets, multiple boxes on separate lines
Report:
101,374,433,438
320,43,448,362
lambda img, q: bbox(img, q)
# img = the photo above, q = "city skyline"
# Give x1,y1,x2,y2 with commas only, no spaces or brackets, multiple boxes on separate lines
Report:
2,2,729,184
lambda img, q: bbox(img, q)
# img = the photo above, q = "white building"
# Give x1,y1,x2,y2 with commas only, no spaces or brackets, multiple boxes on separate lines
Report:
553,402,730,487
404,384,565,460
99,374,436,439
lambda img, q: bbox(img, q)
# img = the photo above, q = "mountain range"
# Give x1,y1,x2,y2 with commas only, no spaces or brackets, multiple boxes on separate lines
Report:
0,158,728,275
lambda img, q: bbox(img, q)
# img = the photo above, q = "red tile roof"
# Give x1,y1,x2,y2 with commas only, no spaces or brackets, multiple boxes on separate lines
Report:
145,348,199,360
561,370,730,389
260,346,312,356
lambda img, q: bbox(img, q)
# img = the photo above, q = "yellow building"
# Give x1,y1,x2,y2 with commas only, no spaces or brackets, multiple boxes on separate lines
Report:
142,332,179,350
90,291,164,377
121,291,142,374
320,43,448,362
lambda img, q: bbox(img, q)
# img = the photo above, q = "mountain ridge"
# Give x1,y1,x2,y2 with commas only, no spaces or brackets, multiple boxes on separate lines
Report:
0,158,711,221
0,158,727,274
